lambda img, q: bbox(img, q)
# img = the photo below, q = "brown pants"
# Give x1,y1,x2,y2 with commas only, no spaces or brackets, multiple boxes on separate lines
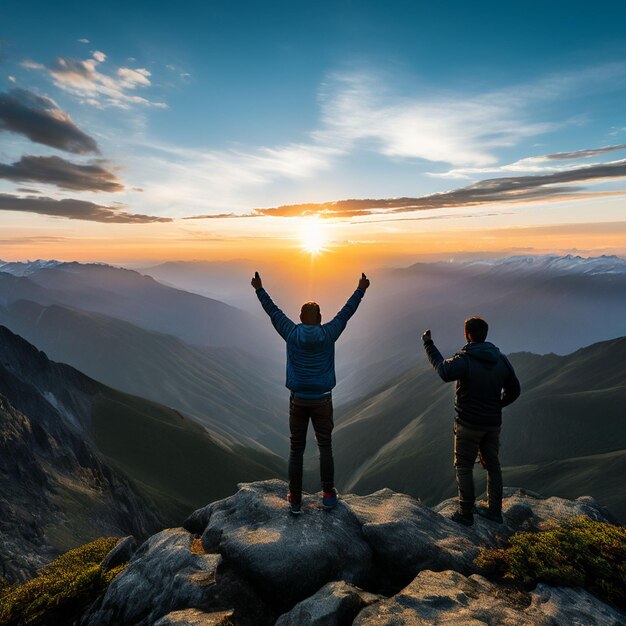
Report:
454,421,502,514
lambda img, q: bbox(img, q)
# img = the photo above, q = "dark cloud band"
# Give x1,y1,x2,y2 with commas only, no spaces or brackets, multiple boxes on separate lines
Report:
0,88,99,154
0,155,124,192
188,158,626,220
0,193,171,223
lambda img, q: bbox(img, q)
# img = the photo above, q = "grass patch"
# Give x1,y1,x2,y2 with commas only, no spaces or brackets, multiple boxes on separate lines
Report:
476,516,626,609
0,537,126,625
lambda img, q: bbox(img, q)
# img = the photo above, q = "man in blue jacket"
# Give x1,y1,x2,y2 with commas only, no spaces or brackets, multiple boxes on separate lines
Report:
252,271,370,514
422,317,520,526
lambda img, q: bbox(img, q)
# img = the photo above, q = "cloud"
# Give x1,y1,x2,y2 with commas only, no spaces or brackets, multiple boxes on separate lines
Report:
433,143,626,179
541,144,626,161
0,235,68,244
0,88,99,153
78,38,90,44
314,72,562,168
0,155,124,191
195,158,626,220
0,193,171,223
23,50,167,109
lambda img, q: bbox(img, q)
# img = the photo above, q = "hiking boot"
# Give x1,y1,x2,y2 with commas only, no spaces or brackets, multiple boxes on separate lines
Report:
451,510,474,527
322,489,339,510
476,504,503,524
287,492,302,515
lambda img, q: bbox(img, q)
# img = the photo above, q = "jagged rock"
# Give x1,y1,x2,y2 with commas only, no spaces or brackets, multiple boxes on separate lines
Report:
83,528,272,626
275,581,381,626
154,608,234,625
352,569,626,625
101,536,137,571
186,480,375,608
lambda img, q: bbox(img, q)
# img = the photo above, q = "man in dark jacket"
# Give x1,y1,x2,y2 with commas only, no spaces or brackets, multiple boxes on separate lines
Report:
422,317,520,526
252,271,370,514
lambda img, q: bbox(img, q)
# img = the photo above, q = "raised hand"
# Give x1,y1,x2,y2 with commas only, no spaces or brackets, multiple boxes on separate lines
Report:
422,329,432,343
358,272,370,292
251,271,263,291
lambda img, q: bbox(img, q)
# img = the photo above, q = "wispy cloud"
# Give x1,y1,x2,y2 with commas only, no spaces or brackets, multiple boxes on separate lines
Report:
0,155,124,192
0,88,99,153
190,158,626,220
315,72,561,167
0,193,171,223
22,50,167,109
431,143,626,179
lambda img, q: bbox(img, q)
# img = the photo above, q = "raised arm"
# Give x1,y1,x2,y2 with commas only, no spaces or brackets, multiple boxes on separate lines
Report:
323,273,370,342
251,272,296,341
501,355,521,407
422,330,468,382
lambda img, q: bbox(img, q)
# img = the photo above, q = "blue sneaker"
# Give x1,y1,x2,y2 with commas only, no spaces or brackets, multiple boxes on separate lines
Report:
287,492,302,515
322,489,338,510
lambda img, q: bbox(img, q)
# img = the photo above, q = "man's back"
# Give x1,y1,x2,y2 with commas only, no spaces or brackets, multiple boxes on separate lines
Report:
256,283,365,397
424,339,520,429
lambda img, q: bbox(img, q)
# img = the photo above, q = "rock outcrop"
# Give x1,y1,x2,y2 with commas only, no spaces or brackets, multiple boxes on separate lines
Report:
83,480,624,626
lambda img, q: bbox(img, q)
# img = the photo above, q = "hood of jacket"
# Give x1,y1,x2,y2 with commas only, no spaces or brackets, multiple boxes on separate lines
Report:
293,323,327,348
461,341,501,364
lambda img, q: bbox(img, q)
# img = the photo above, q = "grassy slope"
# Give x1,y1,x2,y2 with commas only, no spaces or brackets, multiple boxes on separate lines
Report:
0,300,286,452
90,389,284,522
333,337,626,520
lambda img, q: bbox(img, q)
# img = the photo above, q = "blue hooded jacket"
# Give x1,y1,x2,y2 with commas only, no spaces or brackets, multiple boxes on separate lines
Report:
256,288,364,398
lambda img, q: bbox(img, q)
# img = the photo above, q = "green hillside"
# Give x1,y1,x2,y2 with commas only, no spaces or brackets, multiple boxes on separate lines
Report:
332,336,626,521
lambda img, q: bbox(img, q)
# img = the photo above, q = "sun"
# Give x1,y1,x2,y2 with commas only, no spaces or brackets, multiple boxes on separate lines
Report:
299,218,328,254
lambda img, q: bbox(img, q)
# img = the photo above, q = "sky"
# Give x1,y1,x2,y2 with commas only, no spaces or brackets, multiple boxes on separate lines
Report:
1,0,626,265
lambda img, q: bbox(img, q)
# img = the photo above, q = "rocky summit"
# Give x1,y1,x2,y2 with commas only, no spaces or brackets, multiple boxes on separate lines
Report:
82,480,625,626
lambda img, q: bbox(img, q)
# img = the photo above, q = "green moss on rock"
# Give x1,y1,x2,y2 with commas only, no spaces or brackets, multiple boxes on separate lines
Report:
0,537,127,625
476,516,626,609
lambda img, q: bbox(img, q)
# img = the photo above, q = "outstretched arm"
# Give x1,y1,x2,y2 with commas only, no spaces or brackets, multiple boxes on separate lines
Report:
501,355,521,406
422,329,468,382
251,272,296,341
323,273,370,342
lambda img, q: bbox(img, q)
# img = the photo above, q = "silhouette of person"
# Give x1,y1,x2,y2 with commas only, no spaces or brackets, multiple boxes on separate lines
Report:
422,318,520,526
252,271,370,514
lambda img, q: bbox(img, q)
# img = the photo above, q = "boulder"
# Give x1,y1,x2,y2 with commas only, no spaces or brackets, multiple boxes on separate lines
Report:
82,528,271,626
101,536,137,571
343,489,481,588
352,569,626,625
275,581,381,626
154,608,234,625
188,480,375,608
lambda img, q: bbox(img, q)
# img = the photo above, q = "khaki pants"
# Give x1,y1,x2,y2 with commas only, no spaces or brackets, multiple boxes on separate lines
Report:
454,421,502,514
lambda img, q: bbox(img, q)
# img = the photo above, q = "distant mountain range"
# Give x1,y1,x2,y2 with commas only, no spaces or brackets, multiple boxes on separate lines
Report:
336,254,626,400
0,300,287,453
331,335,626,521
0,261,276,354
0,325,282,582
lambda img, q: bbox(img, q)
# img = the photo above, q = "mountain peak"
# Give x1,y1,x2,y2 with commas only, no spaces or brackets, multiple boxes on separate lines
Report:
83,479,623,626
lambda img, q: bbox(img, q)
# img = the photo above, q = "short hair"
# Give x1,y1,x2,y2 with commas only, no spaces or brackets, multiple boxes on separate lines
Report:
464,317,488,342
301,301,321,323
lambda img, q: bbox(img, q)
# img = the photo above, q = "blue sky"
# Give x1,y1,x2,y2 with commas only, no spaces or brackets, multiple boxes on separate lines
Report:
1,1,625,261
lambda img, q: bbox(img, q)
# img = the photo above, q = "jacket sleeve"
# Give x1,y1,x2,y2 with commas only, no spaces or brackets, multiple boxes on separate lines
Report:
256,288,296,341
323,288,365,342
423,339,468,382
501,356,521,407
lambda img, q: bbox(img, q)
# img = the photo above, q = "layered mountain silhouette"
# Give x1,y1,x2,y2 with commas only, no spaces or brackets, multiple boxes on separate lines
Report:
337,254,626,399
332,335,626,521
0,299,287,453
0,326,282,582
0,261,277,354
